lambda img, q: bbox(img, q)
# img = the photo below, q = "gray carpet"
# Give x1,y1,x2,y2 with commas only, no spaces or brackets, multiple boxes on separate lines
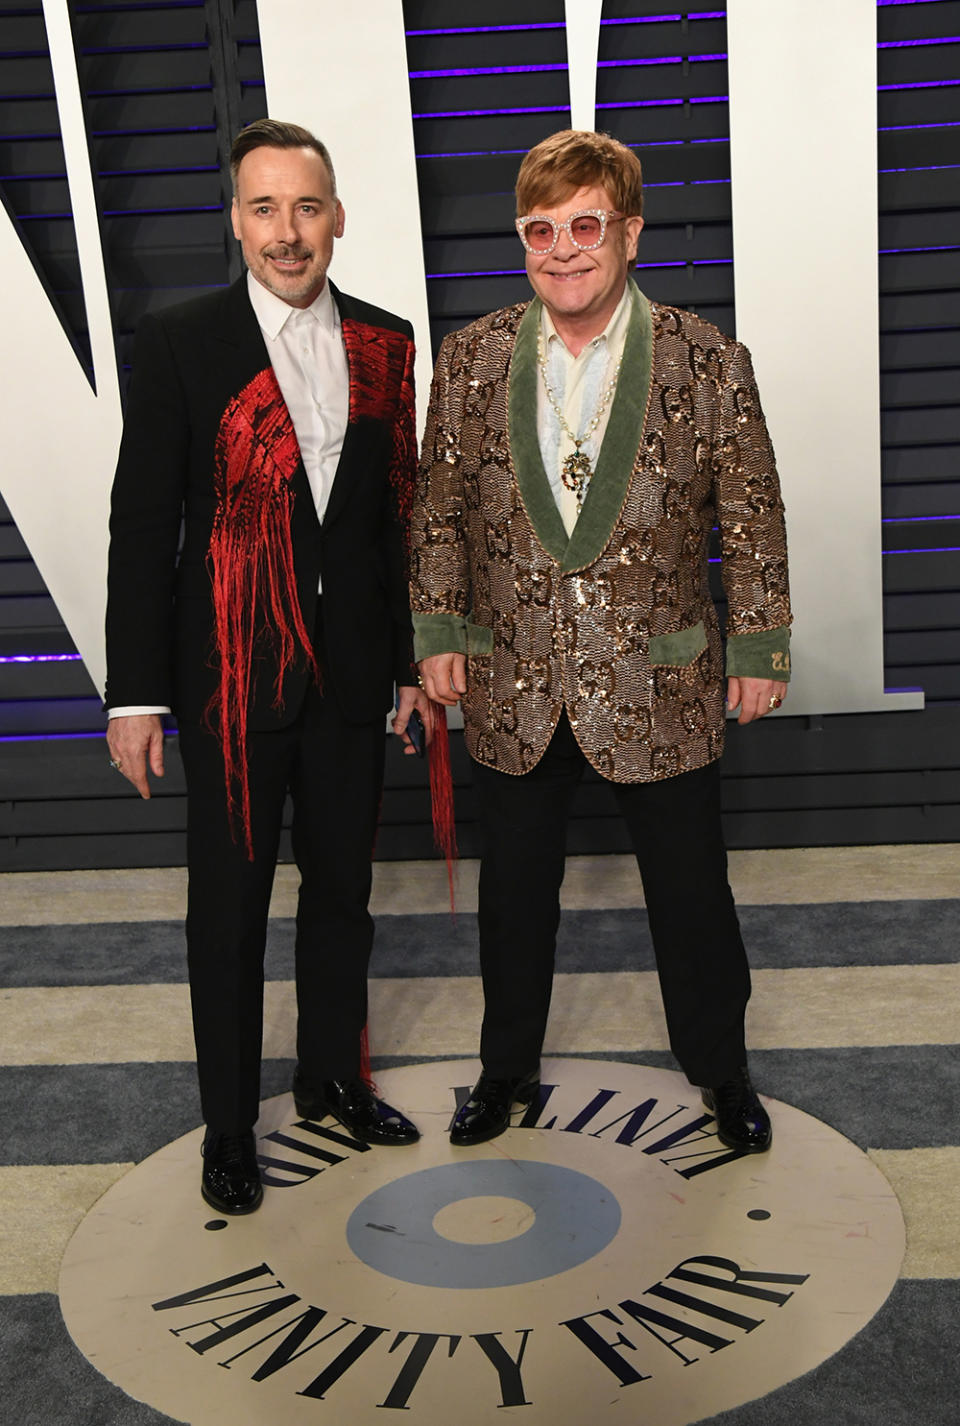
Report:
2,1043,958,1164
1,899,957,985
2,1282,958,1426
3,900,957,1423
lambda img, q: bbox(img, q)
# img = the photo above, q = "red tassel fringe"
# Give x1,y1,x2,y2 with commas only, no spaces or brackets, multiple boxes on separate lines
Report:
206,367,316,859
427,701,458,911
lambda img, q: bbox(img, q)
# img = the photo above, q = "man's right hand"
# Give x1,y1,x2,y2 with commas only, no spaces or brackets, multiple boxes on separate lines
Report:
106,714,166,799
418,652,467,707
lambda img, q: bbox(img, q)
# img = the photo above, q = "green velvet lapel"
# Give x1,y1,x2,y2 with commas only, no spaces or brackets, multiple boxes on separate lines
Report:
507,300,569,562
506,281,654,573
564,282,653,571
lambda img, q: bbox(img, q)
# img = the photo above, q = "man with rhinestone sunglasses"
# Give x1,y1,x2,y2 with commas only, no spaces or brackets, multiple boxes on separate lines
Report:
410,130,790,1154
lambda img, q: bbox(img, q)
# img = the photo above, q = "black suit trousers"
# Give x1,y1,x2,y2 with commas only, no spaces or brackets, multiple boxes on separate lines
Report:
178,670,385,1134
472,710,751,1086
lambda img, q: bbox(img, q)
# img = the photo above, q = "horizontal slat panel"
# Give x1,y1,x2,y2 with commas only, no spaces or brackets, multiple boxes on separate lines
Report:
0,699,105,736
882,368,960,406
882,446,960,482
885,627,960,663
883,483,960,517
882,407,960,444
75,7,207,49
881,328,960,369
0,595,64,629
879,0,960,43
885,590,960,631
0,659,98,699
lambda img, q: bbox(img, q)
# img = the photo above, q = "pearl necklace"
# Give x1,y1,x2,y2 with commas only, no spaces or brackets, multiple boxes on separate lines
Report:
537,329,622,508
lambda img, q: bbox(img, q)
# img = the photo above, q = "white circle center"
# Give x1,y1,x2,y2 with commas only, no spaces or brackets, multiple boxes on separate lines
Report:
432,1194,536,1244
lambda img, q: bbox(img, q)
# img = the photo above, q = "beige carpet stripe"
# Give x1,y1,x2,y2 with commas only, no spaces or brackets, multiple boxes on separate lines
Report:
868,1148,960,1279
3,964,959,1064
0,1149,955,1297
0,1163,130,1295
2,843,958,924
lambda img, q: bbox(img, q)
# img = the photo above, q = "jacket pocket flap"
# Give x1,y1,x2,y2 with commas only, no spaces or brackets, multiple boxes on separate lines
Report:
648,620,707,667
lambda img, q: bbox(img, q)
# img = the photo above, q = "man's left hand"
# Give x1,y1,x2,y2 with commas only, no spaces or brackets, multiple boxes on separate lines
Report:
726,677,788,725
393,684,433,755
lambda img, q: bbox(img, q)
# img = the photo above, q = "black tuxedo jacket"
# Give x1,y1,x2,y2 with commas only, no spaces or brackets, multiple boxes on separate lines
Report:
105,277,418,733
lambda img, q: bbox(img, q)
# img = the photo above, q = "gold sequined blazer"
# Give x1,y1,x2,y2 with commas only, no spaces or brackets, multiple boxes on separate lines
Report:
410,283,791,782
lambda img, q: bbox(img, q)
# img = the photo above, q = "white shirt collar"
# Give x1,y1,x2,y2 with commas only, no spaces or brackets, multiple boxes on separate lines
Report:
541,279,633,356
245,270,339,341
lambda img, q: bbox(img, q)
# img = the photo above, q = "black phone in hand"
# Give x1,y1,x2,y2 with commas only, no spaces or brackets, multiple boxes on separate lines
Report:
405,708,426,758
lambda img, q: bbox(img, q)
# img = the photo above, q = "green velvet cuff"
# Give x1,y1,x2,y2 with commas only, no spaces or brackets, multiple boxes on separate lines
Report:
726,627,792,681
413,613,468,662
465,621,494,655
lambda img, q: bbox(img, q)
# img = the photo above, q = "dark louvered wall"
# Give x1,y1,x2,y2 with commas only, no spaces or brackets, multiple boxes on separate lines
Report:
0,0,957,868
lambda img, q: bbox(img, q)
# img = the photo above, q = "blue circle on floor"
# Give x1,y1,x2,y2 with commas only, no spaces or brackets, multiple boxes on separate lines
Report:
346,1160,621,1288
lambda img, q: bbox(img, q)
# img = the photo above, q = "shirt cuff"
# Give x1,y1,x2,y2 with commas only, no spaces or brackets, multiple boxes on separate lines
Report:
107,706,171,718
725,627,791,681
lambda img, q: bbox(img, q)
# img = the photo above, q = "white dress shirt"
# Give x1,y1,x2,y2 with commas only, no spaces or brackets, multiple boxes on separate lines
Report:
246,272,349,529
109,273,349,719
537,281,632,536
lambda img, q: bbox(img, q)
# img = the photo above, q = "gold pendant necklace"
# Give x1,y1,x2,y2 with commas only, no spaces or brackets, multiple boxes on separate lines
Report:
537,330,622,508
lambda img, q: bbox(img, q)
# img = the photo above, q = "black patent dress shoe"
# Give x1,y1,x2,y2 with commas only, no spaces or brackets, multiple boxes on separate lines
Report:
292,1076,419,1145
450,1070,540,1146
701,1068,772,1153
201,1129,263,1214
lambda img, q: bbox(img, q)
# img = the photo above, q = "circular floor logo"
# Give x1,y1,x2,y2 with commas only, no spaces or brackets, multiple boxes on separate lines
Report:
60,1059,905,1425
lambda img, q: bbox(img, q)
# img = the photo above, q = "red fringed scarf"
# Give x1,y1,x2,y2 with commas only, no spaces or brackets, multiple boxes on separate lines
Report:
206,367,316,859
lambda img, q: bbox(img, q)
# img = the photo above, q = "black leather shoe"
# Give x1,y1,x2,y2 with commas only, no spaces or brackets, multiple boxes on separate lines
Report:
701,1068,772,1153
201,1129,263,1214
450,1070,540,1146
292,1076,419,1145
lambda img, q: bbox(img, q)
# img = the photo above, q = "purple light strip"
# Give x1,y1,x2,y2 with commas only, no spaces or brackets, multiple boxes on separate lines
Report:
595,98,685,111
0,732,104,744
878,35,960,45
884,545,960,554
405,11,726,37
20,205,222,220
0,653,81,664
880,163,960,174
882,515,960,523
600,10,728,19
413,54,735,79
411,104,570,119
416,146,530,160
409,62,567,78
406,22,564,36
4,164,219,181
879,244,960,253
80,42,206,54
426,268,524,280
879,120,960,131
878,79,960,90
416,138,689,161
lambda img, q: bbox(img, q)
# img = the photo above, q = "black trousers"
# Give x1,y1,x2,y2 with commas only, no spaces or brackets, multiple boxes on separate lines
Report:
472,711,751,1087
178,672,385,1134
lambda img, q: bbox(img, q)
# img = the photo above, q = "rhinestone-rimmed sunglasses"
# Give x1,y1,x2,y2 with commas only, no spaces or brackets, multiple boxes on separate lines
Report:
515,208,624,255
